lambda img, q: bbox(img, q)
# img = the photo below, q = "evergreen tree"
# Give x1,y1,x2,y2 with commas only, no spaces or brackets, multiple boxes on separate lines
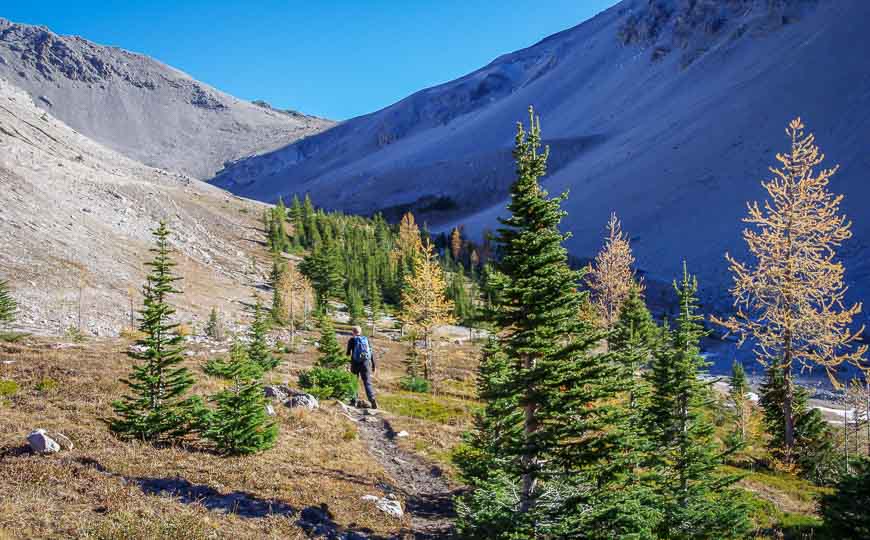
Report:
609,286,658,466
820,457,870,539
458,108,646,537
205,306,224,341
270,259,288,325
298,313,356,400
610,286,658,354
0,279,17,328
366,279,382,336
315,313,345,369
300,244,344,310
267,197,290,254
248,297,279,374
643,263,750,539
729,360,751,444
759,366,837,482
447,270,475,325
203,340,277,455
109,221,204,441
346,286,365,327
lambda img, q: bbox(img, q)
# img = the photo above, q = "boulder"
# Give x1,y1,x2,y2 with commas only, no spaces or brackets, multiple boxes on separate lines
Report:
27,429,60,454
375,498,403,519
263,385,290,402
361,494,403,519
286,392,319,410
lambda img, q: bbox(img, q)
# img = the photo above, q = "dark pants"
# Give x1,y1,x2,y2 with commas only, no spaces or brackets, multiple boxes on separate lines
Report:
351,361,376,404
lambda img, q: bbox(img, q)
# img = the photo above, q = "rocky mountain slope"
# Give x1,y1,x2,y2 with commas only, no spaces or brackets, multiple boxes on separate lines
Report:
0,18,333,178
0,78,272,336
211,0,870,314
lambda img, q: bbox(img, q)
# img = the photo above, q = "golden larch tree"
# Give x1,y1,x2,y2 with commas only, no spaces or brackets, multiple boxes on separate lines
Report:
276,263,312,344
395,211,423,259
400,239,455,381
713,117,866,458
586,212,642,328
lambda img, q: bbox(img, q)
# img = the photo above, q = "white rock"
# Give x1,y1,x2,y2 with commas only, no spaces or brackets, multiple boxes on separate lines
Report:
376,498,403,518
396,431,409,438
361,495,380,502
287,393,319,410
27,429,60,454
265,404,276,417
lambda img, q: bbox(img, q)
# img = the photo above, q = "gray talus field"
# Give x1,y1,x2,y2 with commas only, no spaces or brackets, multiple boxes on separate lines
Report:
0,18,334,179
0,78,271,336
211,0,870,316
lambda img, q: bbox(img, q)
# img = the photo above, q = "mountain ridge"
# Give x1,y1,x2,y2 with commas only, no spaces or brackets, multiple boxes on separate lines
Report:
210,0,870,317
0,17,334,178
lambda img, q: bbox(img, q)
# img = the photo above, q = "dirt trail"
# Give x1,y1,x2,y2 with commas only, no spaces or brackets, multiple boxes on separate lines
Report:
342,404,457,539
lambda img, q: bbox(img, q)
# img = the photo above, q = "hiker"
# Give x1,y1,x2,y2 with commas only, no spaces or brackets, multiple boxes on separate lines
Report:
347,325,377,409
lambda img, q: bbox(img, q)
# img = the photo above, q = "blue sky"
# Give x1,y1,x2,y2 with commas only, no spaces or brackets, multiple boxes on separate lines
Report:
3,1,619,120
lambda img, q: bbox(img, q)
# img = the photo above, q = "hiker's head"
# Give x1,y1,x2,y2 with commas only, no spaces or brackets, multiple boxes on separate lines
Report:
352,326,362,336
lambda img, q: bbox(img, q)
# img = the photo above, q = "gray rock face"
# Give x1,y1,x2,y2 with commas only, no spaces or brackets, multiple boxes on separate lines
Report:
0,18,334,178
0,79,280,337
210,0,870,321
27,429,60,454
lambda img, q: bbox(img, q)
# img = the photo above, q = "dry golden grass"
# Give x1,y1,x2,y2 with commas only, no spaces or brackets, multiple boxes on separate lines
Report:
0,330,481,539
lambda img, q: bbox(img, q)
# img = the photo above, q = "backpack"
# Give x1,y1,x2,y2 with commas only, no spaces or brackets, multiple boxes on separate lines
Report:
352,336,372,364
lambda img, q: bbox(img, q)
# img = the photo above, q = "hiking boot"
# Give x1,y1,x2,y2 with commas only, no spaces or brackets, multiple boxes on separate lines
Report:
370,399,378,410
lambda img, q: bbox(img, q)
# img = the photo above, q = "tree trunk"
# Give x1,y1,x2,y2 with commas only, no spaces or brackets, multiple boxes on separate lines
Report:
782,359,796,460
519,354,538,514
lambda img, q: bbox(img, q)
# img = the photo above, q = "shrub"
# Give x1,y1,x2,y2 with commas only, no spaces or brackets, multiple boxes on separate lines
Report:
65,325,85,342
399,376,431,393
176,323,193,337
35,377,58,393
0,379,18,399
820,458,870,539
119,327,146,340
0,331,28,343
298,367,357,401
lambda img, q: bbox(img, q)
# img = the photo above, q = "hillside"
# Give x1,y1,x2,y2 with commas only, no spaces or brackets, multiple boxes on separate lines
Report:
0,18,333,178
0,77,271,336
210,0,870,314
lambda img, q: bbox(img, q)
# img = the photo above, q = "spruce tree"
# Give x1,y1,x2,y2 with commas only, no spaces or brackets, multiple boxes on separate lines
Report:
248,297,279,374
346,286,365,327
203,340,277,455
205,306,224,341
315,313,345,369
729,360,751,444
458,108,645,537
298,314,356,400
367,279,382,336
643,263,750,539
609,286,658,467
270,259,287,325
820,457,870,539
300,244,344,310
109,221,204,441
759,366,836,482
0,279,17,328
